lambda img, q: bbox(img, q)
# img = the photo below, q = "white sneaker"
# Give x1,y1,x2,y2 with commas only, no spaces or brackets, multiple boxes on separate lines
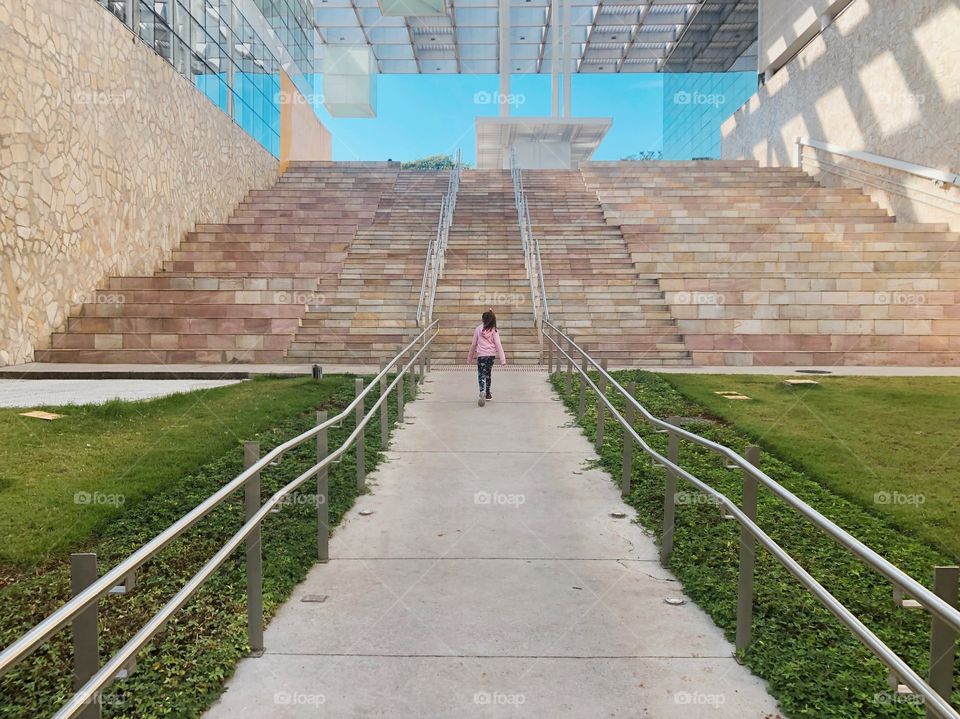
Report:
478,392,486,407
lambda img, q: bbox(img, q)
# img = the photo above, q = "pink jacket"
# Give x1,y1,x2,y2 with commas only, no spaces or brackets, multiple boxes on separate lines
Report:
468,325,506,364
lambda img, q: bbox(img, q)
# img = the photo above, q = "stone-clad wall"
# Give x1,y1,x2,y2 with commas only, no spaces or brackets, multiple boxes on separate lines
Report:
0,0,280,366
722,0,960,230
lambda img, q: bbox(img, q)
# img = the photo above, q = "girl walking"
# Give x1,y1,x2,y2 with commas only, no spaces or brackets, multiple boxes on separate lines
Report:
467,309,506,406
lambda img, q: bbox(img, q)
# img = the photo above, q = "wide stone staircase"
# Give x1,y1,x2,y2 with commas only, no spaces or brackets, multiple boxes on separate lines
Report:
582,160,960,366
283,170,448,365
430,170,542,364
37,163,398,363
521,170,691,366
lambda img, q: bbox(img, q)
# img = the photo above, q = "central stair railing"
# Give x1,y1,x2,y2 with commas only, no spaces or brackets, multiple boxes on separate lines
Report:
509,149,549,327
416,149,462,327
542,319,960,719
0,323,440,719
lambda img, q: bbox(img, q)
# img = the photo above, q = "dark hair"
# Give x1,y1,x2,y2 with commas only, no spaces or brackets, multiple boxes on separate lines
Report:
481,309,497,331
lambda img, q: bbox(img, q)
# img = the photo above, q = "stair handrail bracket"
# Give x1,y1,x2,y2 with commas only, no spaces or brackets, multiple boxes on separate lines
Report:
542,320,960,719
509,149,549,327
0,322,441,719
795,137,960,187
417,150,462,327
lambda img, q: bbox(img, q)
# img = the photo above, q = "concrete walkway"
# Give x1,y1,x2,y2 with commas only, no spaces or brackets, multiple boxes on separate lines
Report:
205,369,781,718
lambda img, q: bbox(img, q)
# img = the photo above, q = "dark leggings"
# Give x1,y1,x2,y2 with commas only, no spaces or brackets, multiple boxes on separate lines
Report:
476,356,494,394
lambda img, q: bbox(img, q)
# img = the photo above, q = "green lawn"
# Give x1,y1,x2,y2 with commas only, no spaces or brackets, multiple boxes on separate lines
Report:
659,374,960,560
552,370,958,718
0,377,354,570
0,373,416,718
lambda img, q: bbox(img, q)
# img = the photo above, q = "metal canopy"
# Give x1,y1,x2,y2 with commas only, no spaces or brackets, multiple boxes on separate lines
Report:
314,0,758,74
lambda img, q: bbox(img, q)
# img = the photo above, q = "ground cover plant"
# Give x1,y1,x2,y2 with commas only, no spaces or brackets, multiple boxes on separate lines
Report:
551,369,959,718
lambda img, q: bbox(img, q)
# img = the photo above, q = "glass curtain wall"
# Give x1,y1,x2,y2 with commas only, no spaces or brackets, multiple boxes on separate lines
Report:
661,72,757,160
95,0,317,158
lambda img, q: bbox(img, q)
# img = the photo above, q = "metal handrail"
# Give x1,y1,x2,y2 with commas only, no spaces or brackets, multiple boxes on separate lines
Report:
796,138,960,187
509,150,549,324
0,322,440,717
416,151,462,327
543,320,960,719
416,196,446,326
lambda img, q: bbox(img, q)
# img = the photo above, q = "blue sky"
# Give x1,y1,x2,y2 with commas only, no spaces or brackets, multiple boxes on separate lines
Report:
310,74,665,164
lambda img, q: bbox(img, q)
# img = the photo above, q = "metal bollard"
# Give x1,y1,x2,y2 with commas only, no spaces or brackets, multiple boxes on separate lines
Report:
379,361,389,449
660,417,681,566
927,566,959,718
595,359,608,452
316,411,329,562
621,381,636,497
577,355,588,421
735,445,761,651
355,378,365,490
243,441,263,655
71,553,101,719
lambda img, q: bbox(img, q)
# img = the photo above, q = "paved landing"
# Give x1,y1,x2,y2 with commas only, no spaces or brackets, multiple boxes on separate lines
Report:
0,379,241,407
204,369,781,718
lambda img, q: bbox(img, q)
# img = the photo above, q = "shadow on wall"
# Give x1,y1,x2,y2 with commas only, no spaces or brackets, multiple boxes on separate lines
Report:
721,0,960,229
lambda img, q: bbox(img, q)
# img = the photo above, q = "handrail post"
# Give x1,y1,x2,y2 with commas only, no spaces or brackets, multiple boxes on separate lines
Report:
564,333,573,396
355,379,365,491
577,355,588,421
660,418,681,565
379,361,389,449
70,553,101,719
927,565,959,718
397,364,405,422
621,381,636,497
595,358,608,452
546,329,553,373
736,445,761,652
243,441,263,656
419,334,427,383
316,411,329,562
407,361,416,401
